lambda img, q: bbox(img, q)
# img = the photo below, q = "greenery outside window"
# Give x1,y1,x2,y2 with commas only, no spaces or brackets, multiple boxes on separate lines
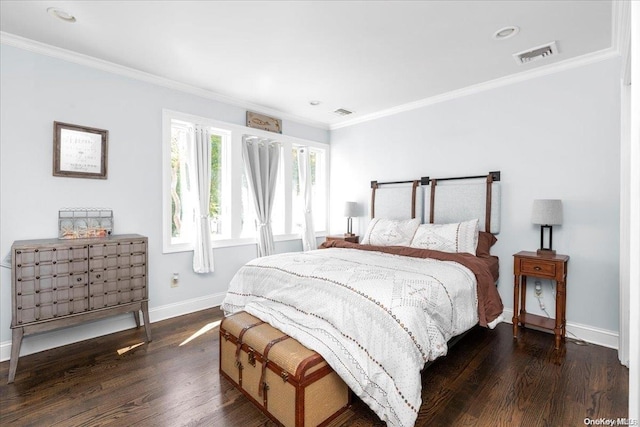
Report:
162,110,329,253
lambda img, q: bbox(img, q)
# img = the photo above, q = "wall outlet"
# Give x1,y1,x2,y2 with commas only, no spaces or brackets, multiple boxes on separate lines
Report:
171,273,179,288
534,280,542,297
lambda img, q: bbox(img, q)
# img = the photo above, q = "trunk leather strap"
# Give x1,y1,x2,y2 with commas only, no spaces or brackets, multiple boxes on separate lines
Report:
235,320,265,363
259,334,291,400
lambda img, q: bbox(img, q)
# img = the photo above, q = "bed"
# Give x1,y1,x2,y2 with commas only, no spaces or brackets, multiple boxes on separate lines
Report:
221,172,504,427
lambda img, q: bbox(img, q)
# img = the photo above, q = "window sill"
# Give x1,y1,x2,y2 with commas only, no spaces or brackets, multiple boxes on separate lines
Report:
163,232,327,253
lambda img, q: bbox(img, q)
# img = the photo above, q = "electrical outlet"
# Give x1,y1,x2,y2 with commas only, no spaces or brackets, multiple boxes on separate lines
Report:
171,273,179,288
534,280,542,297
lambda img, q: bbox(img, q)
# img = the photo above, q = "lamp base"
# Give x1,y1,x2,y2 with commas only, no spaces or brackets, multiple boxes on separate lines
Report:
344,232,355,237
536,248,556,257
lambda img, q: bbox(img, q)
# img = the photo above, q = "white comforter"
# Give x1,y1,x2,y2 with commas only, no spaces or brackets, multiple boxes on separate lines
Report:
221,248,479,427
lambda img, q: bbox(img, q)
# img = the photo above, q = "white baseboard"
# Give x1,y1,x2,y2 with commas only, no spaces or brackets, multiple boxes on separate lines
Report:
501,308,619,349
1,303,619,363
0,292,226,362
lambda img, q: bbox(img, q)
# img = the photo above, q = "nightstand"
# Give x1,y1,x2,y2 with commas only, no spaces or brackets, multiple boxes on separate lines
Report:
513,251,570,349
325,235,359,244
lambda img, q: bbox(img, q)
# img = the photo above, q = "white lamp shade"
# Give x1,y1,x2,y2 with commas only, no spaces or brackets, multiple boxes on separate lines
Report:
531,199,563,225
343,201,358,217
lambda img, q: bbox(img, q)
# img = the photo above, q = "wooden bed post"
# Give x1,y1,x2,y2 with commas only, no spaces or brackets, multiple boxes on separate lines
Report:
485,174,493,233
429,179,437,223
370,181,378,219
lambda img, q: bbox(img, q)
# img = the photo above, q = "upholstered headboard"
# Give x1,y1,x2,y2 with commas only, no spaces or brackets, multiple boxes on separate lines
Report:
370,172,501,234
370,179,425,220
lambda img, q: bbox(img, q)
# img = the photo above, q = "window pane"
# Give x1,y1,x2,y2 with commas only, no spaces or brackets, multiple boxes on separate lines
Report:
240,171,258,238
271,148,285,235
291,147,303,233
292,147,326,234
310,148,326,232
210,133,223,236
170,121,194,244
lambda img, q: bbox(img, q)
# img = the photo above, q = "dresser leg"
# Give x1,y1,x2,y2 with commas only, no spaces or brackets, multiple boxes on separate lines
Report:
141,301,152,342
133,310,141,328
8,328,24,383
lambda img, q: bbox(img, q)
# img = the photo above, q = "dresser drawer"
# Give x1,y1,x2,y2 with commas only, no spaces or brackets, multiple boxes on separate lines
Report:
520,259,556,277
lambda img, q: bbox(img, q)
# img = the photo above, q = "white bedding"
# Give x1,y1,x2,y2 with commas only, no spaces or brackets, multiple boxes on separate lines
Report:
221,248,479,427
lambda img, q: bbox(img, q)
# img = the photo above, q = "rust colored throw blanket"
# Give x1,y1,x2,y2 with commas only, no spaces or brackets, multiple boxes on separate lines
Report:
320,240,503,327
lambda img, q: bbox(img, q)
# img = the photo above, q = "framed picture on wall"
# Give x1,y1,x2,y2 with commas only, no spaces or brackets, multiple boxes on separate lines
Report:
246,111,282,134
53,121,108,179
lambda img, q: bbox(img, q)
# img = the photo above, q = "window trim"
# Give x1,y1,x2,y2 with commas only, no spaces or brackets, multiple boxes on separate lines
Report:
162,109,330,254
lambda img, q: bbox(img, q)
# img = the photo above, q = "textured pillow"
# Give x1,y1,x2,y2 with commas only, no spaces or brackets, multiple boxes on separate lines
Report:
476,231,498,257
410,219,479,255
361,218,420,246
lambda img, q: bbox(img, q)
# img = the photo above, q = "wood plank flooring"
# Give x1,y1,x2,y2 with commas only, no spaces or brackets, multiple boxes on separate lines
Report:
0,307,629,426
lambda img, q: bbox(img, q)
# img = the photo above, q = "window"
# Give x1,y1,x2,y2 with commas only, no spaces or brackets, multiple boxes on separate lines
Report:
291,146,326,235
169,120,229,247
163,110,329,253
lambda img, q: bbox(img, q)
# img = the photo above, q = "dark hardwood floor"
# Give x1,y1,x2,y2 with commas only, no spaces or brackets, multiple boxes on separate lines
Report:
0,307,628,426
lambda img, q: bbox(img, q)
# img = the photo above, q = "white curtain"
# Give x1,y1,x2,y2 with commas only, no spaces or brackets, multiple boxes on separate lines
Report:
191,125,214,273
298,147,316,251
242,136,281,257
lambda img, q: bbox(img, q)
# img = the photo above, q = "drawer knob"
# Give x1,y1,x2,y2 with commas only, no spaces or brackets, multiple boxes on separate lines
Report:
76,277,82,282
96,274,101,279
534,266,542,271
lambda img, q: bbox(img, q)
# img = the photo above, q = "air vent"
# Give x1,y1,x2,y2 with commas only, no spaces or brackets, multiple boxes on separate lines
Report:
333,108,353,116
513,41,558,65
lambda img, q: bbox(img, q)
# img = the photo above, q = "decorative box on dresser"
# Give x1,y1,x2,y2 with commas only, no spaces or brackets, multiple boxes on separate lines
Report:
8,234,152,383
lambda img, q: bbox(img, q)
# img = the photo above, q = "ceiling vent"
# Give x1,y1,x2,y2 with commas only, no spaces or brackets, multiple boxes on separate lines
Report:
513,41,558,65
333,108,353,116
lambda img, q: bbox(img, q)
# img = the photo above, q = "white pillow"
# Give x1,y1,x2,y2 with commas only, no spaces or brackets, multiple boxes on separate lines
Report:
410,219,479,255
362,218,420,246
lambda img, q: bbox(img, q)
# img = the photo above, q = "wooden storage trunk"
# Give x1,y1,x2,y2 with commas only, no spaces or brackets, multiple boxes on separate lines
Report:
220,312,350,427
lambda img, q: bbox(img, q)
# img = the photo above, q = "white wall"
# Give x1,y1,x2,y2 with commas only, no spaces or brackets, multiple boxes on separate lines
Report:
329,57,622,342
0,45,328,359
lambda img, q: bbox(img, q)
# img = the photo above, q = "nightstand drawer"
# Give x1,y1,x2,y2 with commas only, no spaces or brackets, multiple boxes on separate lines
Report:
519,259,556,277
325,235,359,244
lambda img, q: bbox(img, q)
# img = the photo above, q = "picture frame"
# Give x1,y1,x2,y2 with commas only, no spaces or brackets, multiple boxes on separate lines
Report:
246,111,282,134
53,121,108,179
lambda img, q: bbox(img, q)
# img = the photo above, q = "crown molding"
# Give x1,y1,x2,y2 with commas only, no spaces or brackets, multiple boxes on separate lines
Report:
0,31,330,131
330,47,620,131
0,28,621,133
612,0,631,85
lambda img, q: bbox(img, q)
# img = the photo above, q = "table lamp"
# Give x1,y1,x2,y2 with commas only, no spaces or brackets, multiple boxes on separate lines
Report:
344,202,357,236
531,199,563,256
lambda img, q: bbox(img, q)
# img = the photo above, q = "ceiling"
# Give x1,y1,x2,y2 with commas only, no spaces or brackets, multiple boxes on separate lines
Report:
0,1,618,129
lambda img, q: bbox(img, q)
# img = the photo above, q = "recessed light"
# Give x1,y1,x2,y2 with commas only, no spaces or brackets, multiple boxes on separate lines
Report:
309,100,321,106
493,26,519,40
47,7,76,23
